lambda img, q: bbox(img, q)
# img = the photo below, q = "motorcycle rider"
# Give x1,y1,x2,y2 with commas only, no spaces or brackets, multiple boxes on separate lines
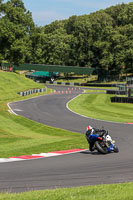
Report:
85,125,106,152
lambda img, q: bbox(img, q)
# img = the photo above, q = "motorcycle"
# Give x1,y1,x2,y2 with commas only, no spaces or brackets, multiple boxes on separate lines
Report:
86,128,119,154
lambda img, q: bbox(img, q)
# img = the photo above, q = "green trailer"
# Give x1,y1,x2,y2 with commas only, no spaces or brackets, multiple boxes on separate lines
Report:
26,71,60,83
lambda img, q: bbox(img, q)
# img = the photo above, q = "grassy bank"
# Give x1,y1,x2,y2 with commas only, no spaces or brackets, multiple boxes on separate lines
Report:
84,89,106,93
0,72,87,158
0,182,133,200
68,93,133,123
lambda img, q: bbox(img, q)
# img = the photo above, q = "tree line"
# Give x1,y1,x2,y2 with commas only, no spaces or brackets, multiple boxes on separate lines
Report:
0,0,133,76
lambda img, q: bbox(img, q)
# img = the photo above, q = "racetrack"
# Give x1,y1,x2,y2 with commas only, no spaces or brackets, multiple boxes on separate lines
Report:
0,85,133,193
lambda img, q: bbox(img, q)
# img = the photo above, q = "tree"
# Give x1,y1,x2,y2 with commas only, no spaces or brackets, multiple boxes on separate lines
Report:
0,0,34,65
1,0,133,78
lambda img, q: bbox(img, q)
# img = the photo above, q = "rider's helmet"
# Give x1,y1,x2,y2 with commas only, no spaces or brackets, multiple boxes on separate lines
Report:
86,125,94,135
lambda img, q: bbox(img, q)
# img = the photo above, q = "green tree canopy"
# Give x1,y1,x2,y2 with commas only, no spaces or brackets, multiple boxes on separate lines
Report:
0,1,133,77
0,0,34,65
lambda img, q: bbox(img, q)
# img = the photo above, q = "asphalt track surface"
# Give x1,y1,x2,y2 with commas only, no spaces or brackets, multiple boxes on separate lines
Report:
0,85,133,193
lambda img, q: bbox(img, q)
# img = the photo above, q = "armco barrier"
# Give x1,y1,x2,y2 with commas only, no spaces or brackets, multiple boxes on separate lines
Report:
46,81,82,86
111,96,133,103
106,90,127,95
18,88,46,96
46,81,118,87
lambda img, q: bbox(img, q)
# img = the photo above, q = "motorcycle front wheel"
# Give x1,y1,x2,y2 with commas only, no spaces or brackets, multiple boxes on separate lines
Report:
95,141,108,154
113,146,119,153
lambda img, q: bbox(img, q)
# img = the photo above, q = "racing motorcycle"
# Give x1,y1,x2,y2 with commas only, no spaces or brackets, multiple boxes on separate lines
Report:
86,128,119,154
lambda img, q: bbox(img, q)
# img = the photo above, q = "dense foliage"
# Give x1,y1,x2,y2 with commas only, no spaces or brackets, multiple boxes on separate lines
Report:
0,0,35,65
0,0,133,76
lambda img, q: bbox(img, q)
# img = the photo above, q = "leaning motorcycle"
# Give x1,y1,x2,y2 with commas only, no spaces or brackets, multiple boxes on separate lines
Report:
86,129,119,154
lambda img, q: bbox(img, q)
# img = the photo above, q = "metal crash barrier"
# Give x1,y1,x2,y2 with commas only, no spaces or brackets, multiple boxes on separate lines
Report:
18,88,46,96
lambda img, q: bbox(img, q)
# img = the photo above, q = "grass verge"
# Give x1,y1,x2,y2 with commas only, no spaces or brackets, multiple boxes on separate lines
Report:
0,182,133,200
84,89,106,93
68,93,133,123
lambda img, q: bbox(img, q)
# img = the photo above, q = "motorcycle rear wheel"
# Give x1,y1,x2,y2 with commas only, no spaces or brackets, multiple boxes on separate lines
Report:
95,141,108,154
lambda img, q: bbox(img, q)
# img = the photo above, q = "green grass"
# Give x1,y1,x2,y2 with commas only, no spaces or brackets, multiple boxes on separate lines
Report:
0,113,87,157
0,182,133,200
68,93,133,123
0,72,45,102
0,72,88,158
84,89,106,93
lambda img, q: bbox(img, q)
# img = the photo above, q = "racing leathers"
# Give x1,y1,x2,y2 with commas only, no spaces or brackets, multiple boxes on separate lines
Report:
85,128,105,151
